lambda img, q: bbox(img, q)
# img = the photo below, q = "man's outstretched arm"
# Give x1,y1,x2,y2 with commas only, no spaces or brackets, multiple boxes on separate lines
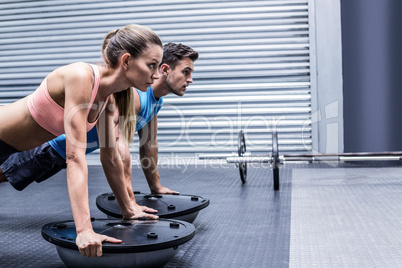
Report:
138,116,178,194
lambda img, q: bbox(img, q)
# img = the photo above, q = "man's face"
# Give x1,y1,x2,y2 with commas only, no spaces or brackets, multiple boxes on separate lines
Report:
165,57,194,96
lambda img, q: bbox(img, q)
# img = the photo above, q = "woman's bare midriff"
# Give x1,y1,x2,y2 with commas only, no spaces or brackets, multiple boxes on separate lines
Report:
0,97,56,151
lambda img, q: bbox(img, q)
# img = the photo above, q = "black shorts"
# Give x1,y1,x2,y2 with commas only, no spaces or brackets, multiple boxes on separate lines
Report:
0,142,66,191
0,139,19,165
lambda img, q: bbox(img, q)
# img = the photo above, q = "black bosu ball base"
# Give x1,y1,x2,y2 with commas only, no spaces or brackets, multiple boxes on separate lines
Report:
42,218,195,268
96,192,210,223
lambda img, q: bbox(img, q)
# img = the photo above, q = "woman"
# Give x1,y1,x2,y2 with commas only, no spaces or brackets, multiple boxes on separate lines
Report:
0,24,163,257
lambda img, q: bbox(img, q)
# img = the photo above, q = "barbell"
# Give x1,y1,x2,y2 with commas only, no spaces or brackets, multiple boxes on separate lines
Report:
198,130,402,191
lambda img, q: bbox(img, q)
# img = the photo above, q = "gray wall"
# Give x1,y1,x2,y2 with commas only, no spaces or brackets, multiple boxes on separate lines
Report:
0,0,315,157
342,0,402,152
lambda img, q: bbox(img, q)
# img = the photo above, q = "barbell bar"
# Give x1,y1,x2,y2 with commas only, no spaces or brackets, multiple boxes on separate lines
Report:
198,130,402,191
238,130,247,184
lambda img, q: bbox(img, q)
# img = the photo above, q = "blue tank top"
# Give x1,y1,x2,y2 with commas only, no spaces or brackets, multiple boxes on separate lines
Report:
48,86,163,159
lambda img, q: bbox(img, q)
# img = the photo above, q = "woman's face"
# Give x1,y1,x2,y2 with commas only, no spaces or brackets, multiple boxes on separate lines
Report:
127,43,163,92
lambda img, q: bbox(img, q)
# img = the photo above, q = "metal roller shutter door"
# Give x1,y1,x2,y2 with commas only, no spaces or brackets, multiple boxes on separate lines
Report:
0,0,313,157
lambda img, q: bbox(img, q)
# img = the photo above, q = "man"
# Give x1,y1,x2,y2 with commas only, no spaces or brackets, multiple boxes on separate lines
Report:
0,42,198,207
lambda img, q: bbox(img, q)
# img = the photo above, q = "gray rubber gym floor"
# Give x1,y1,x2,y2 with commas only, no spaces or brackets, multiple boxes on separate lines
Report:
1,161,401,267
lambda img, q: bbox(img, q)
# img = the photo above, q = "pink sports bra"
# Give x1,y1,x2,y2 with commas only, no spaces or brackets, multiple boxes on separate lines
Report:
27,64,108,136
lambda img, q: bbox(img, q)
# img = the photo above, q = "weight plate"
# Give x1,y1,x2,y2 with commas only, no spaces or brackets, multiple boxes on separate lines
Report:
239,162,247,184
273,167,279,191
238,130,247,184
238,130,246,156
272,130,280,190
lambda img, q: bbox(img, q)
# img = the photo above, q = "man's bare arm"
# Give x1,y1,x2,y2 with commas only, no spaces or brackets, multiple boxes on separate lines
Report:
138,116,177,194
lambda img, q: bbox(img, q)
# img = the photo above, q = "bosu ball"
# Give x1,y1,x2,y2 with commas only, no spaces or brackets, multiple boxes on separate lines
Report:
96,192,210,223
42,218,195,268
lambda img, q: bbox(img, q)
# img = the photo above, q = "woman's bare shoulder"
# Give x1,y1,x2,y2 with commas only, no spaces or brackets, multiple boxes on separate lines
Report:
45,62,94,98
47,62,92,79
60,62,94,80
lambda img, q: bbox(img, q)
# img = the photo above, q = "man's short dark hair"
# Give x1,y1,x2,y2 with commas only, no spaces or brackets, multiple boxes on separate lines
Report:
161,43,199,69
